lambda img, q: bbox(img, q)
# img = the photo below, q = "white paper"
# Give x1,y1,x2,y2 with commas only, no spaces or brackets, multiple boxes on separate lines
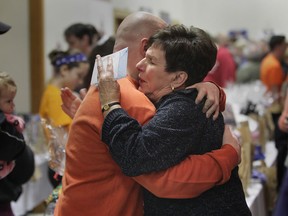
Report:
90,47,128,84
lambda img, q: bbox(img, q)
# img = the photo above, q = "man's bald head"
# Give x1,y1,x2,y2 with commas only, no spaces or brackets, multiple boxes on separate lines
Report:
114,12,167,80
114,12,167,51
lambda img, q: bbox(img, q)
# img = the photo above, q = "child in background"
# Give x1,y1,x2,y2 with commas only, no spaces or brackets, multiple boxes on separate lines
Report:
0,71,35,216
39,50,88,130
0,71,26,177
39,50,88,188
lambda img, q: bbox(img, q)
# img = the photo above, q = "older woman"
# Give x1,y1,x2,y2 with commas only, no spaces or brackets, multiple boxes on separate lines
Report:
97,25,251,215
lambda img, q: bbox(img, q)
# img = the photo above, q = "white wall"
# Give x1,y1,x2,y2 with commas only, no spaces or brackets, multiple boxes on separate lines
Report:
0,0,30,113
44,0,114,81
112,0,288,39
181,0,288,39
110,0,186,24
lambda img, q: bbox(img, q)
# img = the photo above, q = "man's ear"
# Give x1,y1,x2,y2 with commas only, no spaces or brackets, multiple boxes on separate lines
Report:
172,71,188,88
140,38,149,57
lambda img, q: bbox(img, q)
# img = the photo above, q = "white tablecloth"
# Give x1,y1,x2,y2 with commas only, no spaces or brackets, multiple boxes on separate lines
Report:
246,181,267,216
11,153,53,216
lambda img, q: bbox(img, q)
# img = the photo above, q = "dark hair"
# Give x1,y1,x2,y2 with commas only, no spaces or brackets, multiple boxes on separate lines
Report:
269,35,286,51
48,50,80,73
64,23,99,45
147,24,217,86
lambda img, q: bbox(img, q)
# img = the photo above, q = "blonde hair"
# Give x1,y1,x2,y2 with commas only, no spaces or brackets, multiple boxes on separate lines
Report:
0,71,17,97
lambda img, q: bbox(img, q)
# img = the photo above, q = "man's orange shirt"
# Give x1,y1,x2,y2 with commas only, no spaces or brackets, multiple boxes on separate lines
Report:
55,76,238,216
260,53,285,91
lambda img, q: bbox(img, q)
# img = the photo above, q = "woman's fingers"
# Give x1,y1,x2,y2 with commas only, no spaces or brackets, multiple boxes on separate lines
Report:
96,55,103,81
96,55,114,81
106,56,114,78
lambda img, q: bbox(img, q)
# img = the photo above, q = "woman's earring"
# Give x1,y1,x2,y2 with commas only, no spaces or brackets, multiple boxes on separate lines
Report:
171,85,175,91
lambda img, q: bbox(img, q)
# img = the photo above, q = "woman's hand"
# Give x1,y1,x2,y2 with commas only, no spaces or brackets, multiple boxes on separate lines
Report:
97,55,120,113
222,125,242,164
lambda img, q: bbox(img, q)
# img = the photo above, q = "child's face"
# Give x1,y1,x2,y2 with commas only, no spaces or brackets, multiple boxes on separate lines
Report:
63,66,87,90
0,88,16,114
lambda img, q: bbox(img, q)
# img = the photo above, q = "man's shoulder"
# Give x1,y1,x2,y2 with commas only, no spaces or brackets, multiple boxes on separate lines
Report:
118,77,155,124
261,54,280,67
118,78,151,104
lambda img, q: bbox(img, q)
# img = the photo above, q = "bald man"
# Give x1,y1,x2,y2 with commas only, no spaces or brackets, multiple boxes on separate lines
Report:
55,12,239,216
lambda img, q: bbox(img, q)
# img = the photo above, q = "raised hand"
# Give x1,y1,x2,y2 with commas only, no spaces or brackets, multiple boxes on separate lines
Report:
97,55,120,107
61,87,82,119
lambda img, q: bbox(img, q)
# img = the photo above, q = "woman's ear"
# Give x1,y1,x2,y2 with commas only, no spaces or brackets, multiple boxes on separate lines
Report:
140,38,149,57
172,71,188,88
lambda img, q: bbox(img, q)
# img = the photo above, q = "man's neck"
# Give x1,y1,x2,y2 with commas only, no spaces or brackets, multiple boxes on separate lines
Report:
127,75,139,88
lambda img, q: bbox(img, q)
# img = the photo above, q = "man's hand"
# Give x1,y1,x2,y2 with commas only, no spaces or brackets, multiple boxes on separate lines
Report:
187,82,220,120
61,87,83,119
278,113,288,133
0,160,15,179
223,125,241,164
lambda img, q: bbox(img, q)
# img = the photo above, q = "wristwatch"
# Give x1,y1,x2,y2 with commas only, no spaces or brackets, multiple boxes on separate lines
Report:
101,102,120,113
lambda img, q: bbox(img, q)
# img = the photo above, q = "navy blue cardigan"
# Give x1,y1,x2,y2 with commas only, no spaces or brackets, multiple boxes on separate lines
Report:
102,89,251,216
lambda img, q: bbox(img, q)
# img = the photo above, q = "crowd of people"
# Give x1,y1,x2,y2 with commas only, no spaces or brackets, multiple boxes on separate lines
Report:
1,8,288,216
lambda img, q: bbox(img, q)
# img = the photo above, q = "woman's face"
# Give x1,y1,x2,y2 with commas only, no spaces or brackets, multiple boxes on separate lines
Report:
0,87,16,114
136,45,176,103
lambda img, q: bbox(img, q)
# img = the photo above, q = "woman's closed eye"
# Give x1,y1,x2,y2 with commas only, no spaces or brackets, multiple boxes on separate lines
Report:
146,57,155,65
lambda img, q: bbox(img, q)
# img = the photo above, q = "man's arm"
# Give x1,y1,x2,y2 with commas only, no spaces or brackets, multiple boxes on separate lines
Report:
133,126,239,199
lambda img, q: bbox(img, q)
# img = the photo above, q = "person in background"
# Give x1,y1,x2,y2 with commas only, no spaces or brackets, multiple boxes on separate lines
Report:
39,50,87,188
64,23,115,90
274,89,288,216
0,71,35,216
55,12,241,216
236,41,263,83
98,24,250,216
261,35,287,98
204,33,237,88
261,35,288,190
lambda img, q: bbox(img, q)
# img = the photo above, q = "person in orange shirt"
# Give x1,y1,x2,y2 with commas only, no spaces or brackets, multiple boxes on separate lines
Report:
55,12,240,216
260,35,287,95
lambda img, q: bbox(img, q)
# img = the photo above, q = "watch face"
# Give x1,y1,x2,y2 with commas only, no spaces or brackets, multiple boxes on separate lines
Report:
103,104,110,111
